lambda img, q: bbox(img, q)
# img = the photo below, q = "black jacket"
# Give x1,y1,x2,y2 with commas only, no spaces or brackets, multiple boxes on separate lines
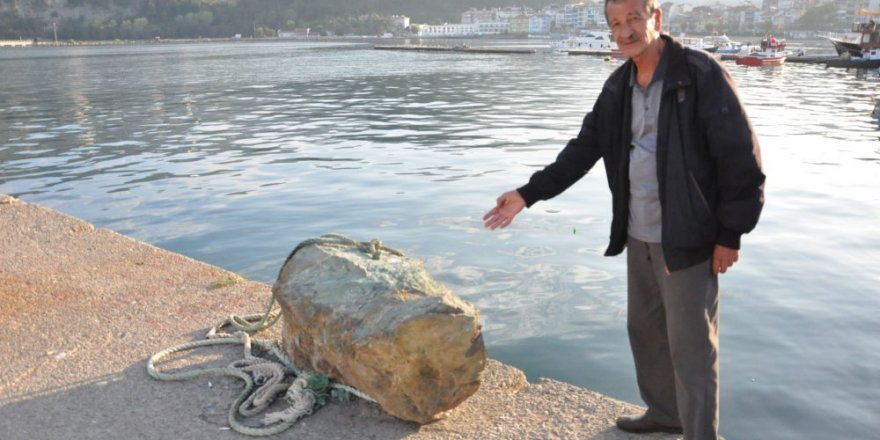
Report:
517,35,765,271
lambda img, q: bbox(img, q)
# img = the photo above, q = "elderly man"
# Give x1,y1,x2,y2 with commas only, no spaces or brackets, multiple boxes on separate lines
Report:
483,0,765,439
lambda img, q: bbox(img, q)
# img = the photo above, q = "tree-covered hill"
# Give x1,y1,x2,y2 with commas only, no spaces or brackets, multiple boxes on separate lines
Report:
1,0,550,41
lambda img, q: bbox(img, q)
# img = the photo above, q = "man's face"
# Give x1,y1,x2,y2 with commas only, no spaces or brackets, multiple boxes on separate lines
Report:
606,0,662,60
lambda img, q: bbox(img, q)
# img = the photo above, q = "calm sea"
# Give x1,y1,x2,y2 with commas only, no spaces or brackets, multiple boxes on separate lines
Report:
2,39,878,439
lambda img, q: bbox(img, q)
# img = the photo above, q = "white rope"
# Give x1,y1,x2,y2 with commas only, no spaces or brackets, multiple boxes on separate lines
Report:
147,235,386,436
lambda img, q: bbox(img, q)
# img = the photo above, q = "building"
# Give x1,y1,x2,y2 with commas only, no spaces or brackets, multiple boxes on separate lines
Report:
529,15,553,36
508,16,530,35
722,5,762,34
560,2,606,30
476,22,510,35
392,16,410,29
278,28,310,38
415,22,507,37
461,8,499,24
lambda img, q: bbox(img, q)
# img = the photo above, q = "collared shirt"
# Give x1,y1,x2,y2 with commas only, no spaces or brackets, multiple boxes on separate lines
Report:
628,44,669,244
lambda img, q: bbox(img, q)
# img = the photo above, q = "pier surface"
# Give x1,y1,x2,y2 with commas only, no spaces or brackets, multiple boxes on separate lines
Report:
374,45,536,54
0,194,682,439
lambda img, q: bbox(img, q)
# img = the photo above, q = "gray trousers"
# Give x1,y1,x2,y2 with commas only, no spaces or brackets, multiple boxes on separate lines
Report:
626,236,720,440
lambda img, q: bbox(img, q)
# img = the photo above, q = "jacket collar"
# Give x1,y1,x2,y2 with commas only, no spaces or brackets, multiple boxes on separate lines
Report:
658,34,693,91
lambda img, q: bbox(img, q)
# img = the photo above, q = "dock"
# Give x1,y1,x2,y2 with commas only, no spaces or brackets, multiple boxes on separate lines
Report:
0,193,678,440
374,45,536,54
566,49,617,57
719,54,832,64
567,50,850,67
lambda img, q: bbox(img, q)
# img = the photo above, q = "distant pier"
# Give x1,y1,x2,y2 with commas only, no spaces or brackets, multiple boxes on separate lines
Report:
566,49,846,66
374,45,535,55
0,39,34,47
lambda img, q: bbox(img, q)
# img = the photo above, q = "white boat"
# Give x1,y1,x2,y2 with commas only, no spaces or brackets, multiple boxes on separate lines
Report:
705,34,743,54
551,30,617,54
678,35,717,53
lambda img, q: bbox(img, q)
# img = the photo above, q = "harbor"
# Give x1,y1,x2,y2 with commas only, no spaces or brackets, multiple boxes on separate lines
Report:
2,35,879,440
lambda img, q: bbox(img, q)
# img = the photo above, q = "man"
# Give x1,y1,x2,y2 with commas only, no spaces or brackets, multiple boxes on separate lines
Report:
482,0,765,439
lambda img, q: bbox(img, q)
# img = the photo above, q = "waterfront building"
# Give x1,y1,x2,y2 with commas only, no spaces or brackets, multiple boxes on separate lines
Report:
392,16,410,29
476,22,510,35
414,22,507,37
508,16,530,36
461,8,498,24
278,28,310,38
529,15,553,36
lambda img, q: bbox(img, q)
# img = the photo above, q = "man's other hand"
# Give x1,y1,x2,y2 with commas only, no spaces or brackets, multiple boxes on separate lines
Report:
712,244,739,274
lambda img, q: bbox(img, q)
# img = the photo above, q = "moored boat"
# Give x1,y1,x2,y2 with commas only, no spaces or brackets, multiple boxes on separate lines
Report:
825,9,880,69
826,33,863,57
735,52,786,67
678,35,717,52
704,34,741,54
550,30,617,54
825,47,880,68
735,36,786,67
824,9,880,69
825,8,880,58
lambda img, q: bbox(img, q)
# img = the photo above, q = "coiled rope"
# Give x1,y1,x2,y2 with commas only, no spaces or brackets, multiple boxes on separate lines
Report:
147,234,394,436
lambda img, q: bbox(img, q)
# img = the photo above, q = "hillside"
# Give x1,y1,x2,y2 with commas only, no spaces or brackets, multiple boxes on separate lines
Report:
0,0,549,40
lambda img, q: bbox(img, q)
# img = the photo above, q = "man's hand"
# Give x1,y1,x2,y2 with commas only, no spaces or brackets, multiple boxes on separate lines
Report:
712,244,739,275
483,190,526,230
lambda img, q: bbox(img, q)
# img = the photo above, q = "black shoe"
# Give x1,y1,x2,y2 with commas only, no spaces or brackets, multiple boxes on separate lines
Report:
615,413,683,434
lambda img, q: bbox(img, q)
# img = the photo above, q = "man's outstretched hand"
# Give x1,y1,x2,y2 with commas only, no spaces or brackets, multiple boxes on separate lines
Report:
483,190,526,230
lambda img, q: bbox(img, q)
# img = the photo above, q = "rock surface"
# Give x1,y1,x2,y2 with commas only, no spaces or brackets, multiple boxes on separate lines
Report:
272,236,486,424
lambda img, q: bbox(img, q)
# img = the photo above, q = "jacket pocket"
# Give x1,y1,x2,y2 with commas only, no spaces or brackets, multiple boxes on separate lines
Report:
663,171,717,248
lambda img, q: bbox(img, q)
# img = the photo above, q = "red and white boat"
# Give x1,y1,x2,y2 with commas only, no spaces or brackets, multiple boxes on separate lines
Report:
736,36,786,67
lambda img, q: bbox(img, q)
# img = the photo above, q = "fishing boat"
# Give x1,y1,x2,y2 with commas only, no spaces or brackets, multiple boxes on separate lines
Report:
825,9,880,69
735,36,786,67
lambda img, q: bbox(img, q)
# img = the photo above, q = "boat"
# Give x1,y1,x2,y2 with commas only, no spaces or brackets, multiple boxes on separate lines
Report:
735,36,786,67
705,34,744,54
827,33,862,57
678,35,717,53
551,30,617,54
824,9,880,69
825,47,880,68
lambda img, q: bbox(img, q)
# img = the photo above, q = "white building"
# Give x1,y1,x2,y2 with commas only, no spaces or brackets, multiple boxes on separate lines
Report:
278,28,310,38
529,15,553,35
476,22,510,35
415,21,508,37
392,15,410,29
417,23,477,37
561,2,606,29
461,8,498,24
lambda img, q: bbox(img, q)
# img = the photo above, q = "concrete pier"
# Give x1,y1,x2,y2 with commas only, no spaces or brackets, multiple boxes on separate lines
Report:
0,194,681,439
374,45,536,54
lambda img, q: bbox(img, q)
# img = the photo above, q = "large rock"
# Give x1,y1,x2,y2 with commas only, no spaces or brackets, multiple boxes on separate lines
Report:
272,235,487,424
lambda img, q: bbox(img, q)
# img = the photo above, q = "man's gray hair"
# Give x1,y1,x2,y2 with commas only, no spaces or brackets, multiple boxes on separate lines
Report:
604,0,660,21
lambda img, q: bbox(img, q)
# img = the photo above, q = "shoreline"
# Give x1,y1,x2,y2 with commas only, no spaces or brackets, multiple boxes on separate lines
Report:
0,193,682,439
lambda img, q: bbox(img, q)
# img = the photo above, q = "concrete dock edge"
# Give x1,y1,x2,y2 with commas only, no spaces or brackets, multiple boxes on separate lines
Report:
0,194,681,439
